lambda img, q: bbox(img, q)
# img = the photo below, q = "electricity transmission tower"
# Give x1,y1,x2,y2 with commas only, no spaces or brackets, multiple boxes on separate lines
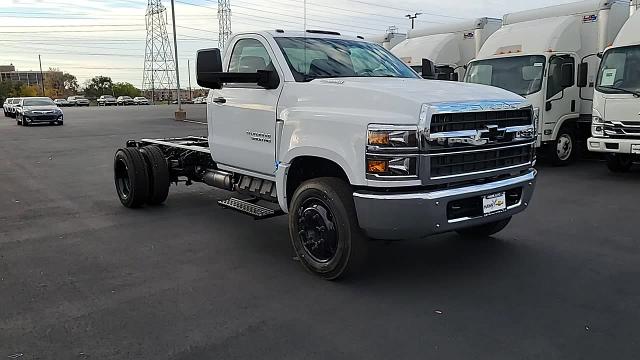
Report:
218,0,232,50
143,0,176,103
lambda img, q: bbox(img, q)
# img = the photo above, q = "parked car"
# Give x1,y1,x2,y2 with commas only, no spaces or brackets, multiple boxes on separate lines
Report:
97,95,117,106
67,95,90,107
53,98,71,107
133,97,149,105
117,96,134,106
3,97,21,117
14,97,63,126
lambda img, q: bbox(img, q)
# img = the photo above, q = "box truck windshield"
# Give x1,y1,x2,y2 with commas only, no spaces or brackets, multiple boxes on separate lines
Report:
596,45,640,96
464,55,545,96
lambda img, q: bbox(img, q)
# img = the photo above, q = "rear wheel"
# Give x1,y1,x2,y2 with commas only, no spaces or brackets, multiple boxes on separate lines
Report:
456,217,512,238
289,177,367,280
114,148,150,208
606,154,633,173
139,146,170,205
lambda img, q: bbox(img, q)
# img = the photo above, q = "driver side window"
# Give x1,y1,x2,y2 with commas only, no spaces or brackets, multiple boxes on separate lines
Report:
228,39,273,73
547,55,574,99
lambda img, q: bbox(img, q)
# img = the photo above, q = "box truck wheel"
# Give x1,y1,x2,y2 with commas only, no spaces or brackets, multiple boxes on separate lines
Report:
606,154,633,173
456,217,512,238
289,177,367,280
548,126,576,166
139,146,170,205
114,148,150,208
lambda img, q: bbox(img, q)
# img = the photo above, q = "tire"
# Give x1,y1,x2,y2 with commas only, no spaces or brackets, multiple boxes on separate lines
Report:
456,217,512,238
114,148,150,208
20,115,28,127
139,146,170,205
606,154,633,173
289,177,367,280
548,126,576,166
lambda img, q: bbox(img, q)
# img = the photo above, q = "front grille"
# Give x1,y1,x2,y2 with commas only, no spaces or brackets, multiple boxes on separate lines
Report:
604,121,640,138
430,109,531,133
431,145,532,178
31,115,57,120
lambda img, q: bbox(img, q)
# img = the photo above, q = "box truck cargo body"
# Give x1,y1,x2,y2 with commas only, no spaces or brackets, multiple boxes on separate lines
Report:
367,32,406,50
588,9,640,172
464,0,628,165
391,18,501,80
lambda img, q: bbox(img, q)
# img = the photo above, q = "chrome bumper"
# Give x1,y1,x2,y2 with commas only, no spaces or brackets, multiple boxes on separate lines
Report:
353,169,537,240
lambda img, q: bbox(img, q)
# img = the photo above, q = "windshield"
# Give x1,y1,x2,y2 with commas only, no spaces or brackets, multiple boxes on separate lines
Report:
465,55,546,96
596,45,640,95
275,37,418,81
23,98,54,106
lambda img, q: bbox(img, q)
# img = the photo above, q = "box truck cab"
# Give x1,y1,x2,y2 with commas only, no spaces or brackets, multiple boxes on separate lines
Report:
464,0,628,165
390,18,501,80
588,6,640,172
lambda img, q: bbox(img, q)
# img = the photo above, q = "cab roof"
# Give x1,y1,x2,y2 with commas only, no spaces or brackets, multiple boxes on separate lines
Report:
237,30,366,41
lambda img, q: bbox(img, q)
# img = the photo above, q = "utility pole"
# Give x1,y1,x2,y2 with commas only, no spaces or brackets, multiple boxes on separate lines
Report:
187,59,192,101
38,54,45,96
170,0,186,120
405,12,422,29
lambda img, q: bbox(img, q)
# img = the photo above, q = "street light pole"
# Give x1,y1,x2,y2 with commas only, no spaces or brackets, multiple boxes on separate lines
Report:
187,59,192,101
405,12,423,29
170,0,186,120
38,54,45,96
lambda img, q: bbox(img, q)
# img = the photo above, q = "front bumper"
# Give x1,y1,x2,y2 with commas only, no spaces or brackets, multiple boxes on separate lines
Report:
23,114,63,123
353,169,537,240
588,137,640,155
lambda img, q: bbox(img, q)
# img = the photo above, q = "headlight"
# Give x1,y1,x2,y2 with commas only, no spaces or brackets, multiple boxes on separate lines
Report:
366,124,419,178
592,116,605,137
367,125,418,149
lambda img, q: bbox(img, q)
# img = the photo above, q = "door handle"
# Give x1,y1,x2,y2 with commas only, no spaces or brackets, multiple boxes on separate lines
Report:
212,97,226,104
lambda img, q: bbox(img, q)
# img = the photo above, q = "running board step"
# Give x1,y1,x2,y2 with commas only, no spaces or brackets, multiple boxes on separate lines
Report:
218,198,283,220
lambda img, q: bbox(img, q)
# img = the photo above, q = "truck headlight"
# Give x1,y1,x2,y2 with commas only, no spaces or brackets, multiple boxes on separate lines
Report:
366,157,417,177
367,126,418,149
592,116,605,137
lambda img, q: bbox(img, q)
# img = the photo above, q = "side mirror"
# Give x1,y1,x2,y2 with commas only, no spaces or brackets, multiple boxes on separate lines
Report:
196,48,280,89
449,73,459,81
560,63,575,88
421,58,435,79
197,48,224,89
577,62,588,88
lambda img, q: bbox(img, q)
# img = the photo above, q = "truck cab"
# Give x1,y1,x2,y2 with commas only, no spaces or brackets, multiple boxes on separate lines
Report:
588,7,640,171
391,17,502,81
114,30,538,280
464,0,629,165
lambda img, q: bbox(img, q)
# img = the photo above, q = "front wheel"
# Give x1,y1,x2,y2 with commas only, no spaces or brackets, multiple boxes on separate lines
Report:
606,154,633,173
289,177,367,281
456,217,512,239
547,127,576,166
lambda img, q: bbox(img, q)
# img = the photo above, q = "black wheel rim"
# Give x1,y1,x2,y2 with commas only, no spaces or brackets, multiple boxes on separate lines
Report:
296,197,338,263
115,158,131,199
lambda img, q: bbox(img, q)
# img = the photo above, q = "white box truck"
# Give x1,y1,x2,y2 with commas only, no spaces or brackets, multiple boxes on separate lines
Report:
464,0,629,165
588,7,640,171
391,18,502,80
367,31,406,50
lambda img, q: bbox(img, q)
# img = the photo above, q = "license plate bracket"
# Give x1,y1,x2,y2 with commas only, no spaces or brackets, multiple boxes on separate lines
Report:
482,192,507,216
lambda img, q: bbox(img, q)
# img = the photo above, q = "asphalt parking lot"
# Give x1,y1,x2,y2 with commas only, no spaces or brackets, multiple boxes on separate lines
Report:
1,105,639,359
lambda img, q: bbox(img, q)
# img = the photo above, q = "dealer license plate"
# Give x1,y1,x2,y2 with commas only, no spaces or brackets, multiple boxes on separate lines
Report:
482,192,507,216
631,145,640,154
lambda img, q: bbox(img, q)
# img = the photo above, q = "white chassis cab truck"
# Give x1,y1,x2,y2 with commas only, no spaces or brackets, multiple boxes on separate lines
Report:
391,18,502,81
113,30,538,280
588,3,640,172
464,0,629,165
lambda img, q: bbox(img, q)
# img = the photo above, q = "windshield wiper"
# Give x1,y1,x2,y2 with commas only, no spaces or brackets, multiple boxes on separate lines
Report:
598,86,640,98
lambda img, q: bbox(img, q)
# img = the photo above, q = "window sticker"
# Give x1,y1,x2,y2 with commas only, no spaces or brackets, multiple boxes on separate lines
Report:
534,63,543,67
600,69,617,86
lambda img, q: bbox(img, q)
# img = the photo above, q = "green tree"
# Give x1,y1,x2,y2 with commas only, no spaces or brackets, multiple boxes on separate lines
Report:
19,84,39,97
112,82,141,98
0,80,24,103
83,76,113,99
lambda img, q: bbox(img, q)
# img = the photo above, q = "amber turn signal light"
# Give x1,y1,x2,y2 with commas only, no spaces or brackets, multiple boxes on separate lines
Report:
368,131,390,146
367,159,388,174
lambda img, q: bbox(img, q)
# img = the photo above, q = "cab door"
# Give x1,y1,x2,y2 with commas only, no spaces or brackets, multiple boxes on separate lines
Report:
208,35,283,177
542,54,580,137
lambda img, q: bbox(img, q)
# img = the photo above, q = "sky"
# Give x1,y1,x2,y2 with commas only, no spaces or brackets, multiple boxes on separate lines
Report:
0,0,586,89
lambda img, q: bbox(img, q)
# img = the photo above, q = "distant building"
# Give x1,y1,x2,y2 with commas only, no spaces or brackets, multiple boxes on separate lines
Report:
0,64,62,88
